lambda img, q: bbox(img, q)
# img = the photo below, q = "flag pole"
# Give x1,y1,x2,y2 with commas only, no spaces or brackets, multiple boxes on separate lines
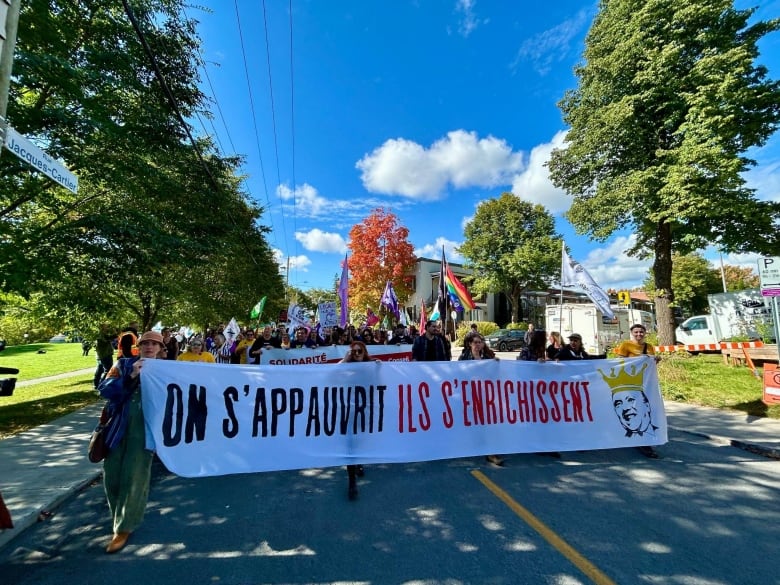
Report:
559,240,565,309
441,246,449,341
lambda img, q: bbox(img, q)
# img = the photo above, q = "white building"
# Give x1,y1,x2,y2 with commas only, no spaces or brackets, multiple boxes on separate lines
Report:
403,257,496,327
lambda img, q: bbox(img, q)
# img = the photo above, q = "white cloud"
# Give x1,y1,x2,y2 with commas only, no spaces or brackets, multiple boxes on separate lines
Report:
511,9,590,76
356,130,524,200
277,183,329,217
510,130,571,213
276,182,406,221
703,248,761,275
573,235,653,290
273,248,312,272
414,237,465,263
455,0,480,38
295,229,348,254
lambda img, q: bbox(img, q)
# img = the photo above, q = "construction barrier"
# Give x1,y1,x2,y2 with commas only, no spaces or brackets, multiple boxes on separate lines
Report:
654,341,764,353
763,363,780,405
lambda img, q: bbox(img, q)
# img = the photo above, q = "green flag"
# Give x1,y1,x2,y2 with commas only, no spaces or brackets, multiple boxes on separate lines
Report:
250,296,267,320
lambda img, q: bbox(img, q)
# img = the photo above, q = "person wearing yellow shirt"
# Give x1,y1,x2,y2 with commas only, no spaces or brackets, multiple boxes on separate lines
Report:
613,323,661,459
613,324,661,363
176,339,216,363
234,329,255,364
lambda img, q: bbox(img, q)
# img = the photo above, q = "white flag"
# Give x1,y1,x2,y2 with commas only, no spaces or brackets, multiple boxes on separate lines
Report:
223,317,241,343
399,306,408,327
429,298,441,321
561,247,615,319
287,303,310,333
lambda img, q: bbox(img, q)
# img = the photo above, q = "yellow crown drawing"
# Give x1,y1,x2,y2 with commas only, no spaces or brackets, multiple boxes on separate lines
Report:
598,362,648,394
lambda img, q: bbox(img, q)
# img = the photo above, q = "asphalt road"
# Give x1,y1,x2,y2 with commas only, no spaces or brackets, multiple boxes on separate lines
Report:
1,425,778,585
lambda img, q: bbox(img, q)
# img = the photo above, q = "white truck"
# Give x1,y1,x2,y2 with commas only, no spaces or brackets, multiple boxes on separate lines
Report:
674,288,773,346
545,304,655,355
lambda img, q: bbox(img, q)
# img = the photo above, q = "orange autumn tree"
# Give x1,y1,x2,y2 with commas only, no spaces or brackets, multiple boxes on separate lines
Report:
347,208,416,319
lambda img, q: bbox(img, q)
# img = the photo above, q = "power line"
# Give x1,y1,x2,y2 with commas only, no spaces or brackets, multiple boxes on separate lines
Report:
195,48,279,248
121,0,262,266
233,0,288,252
288,0,300,280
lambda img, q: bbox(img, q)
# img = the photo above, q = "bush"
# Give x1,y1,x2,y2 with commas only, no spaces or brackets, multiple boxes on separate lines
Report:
455,321,500,343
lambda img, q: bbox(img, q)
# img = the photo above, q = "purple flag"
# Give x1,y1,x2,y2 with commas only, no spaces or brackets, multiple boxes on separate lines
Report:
338,254,349,327
380,280,400,319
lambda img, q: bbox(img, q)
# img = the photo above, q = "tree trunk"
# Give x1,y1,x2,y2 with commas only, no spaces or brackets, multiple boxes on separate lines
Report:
653,221,676,345
510,291,520,324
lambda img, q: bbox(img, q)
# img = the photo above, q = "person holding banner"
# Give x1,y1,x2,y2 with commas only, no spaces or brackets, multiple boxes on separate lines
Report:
412,320,448,361
98,330,165,554
613,324,661,459
555,333,591,360
339,340,377,500
458,331,505,467
614,324,661,364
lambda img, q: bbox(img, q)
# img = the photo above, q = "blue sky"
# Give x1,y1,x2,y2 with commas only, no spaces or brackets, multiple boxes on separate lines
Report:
189,0,780,292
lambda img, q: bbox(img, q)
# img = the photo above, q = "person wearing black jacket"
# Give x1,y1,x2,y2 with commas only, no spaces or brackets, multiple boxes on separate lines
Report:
555,333,590,360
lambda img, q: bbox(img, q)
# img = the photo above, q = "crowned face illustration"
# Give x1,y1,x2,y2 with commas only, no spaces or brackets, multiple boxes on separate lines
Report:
599,362,657,438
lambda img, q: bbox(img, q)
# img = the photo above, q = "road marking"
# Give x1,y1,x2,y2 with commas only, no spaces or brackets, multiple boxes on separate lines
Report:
471,470,617,585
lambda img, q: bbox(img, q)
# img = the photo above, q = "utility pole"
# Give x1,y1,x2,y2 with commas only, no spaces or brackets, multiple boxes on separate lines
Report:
0,0,21,122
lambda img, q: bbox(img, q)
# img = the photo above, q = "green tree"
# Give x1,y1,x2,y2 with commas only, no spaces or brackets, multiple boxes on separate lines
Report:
644,252,722,315
722,264,760,290
548,0,780,345
0,1,284,330
459,193,561,324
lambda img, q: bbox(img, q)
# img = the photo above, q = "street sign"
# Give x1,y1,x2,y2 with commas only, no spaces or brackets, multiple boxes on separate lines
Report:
758,256,780,297
2,125,78,193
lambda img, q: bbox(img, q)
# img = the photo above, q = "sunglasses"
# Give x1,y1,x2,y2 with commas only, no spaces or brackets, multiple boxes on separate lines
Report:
351,348,364,354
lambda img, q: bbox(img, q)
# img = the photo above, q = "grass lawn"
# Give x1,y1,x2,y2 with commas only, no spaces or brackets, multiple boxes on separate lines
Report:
0,342,96,380
0,345,778,438
0,375,99,439
658,352,780,418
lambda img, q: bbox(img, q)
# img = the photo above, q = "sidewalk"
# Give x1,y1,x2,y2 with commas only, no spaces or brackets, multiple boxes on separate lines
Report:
1,400,778,552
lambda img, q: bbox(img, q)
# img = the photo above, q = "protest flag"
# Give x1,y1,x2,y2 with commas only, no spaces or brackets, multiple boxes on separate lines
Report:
250,296,267,320
561,243,614,319
437,249,448,316
445,265,476,310
338,254,349,327
366,307,380,327
418,298,427,331
429,298,441,321
380,280,400,319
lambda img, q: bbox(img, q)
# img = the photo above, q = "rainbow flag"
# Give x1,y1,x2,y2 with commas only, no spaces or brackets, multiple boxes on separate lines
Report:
445,265,476,310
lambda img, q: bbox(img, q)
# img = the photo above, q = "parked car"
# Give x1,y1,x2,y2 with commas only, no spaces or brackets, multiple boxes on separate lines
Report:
485,329,525,351
49,334,68,343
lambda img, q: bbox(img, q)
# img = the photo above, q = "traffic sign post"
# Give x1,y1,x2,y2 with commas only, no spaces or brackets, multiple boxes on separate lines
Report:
757,256,780,367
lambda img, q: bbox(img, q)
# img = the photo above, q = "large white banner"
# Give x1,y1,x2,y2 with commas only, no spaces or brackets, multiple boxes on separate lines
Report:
141,357,666,478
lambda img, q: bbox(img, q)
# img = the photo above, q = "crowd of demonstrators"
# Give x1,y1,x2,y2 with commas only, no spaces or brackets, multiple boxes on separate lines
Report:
81,314,666,532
